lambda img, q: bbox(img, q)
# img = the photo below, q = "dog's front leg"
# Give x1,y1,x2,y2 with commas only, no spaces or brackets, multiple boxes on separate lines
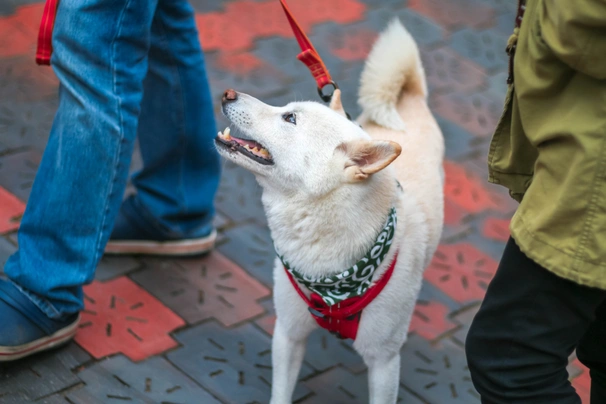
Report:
270,319,307,404
365,351,401,404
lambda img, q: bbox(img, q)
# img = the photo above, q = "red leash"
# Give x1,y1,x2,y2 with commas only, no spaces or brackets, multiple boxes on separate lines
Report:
35,0,59,65
279,0,339,102
35,0,339,101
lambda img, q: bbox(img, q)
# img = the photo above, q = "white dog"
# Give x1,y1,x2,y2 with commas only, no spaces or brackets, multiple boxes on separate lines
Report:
215,19,444,404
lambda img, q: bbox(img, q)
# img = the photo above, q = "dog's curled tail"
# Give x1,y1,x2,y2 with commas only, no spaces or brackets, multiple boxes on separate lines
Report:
358,19,427,131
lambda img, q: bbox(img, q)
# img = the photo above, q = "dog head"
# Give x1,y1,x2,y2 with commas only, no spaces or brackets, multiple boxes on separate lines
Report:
215,89,401,196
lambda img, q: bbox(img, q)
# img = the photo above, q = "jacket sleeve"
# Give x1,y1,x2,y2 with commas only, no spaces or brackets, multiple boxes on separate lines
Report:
540,0,606,79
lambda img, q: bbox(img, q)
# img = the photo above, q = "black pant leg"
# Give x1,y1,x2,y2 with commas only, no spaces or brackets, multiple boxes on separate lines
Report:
465,237,606,404
577,300,606,403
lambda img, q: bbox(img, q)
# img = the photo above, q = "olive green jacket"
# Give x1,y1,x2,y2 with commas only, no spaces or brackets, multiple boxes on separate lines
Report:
488,0,606,289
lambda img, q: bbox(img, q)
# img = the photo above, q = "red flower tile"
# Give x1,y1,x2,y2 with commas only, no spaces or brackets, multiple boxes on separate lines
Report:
196,0,366,53
329,27,378,61
0,4,44,58
215,51,265,75
74,276,185,361
570,359,590,404
444,161,512,216
409,300,457,341
482,217,510,242
444,197,469,226
131,253,271,327
408,0,495,31
0,186,25,234
424,243,498,302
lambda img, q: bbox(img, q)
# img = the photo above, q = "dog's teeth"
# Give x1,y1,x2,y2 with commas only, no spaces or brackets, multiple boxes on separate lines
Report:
222,127,231,140
252,147,260,152
259,148,270,157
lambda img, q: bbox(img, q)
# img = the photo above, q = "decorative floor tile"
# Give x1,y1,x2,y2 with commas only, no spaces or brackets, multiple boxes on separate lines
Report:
422,47,486,95
432,91,503,138
482,217,510,242
254,298,276,336
439,118,476,161
196,0,366,54
301,367,424,404
206,51,291,101
408,0,495,31
485,70,509,100
410,300,457,341
167,321,314,403
400,336,480,402
74,276,185,361
132,252,270,327
0,98,57,152
449,303,480,347
0,235,16,271
215,160,267,225
478,0,518,14
450,28,509,72
0,4,42,58
217,223,275,286
444,161,514,216
366,8,444,48
0,343,89,402
570,359,590,404
325,25,377,62
0,149,41,202
305,329,366,374
66,355,220,404
424,243,498,303
0,186,25,234
95,255,141,281
0,56,58,102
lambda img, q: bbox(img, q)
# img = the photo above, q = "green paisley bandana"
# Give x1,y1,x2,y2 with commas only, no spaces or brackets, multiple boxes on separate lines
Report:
279,207,397,306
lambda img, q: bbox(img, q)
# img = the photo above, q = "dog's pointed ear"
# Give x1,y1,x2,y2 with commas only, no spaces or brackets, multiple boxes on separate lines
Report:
329,89,347,117
338,139,402,182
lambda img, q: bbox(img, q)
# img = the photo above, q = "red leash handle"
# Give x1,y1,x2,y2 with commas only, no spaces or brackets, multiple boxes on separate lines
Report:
279,0,334,92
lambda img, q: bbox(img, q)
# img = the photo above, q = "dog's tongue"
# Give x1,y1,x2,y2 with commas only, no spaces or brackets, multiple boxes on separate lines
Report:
232,137,263,149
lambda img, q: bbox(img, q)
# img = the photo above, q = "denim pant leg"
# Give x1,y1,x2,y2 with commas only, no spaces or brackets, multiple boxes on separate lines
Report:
126,0,220,240
4,0,158,318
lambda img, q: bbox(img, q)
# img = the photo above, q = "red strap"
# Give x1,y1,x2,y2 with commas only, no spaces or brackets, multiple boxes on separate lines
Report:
284,251,398,340
36,0,59,65
279,0,333,89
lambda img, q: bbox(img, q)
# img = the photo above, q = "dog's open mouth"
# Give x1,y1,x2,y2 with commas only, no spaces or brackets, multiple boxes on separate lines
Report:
215,127,274,166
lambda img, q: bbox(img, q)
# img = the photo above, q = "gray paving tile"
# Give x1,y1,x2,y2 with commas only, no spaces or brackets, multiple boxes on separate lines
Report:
167,321,314,403
66,355,220,404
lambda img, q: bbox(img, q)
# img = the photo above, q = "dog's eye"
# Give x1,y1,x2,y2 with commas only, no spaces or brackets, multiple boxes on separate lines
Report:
282,113,296,125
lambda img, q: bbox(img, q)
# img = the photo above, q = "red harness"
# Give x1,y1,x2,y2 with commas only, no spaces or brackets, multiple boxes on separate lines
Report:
284,252,398,340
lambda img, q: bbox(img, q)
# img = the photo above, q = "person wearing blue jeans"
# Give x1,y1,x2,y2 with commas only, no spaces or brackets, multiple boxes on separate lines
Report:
0,0,220,361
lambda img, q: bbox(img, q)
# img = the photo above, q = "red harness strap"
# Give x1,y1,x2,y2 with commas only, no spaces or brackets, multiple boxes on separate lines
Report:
35,0,59,65
279,0,333,90
284,252,398,340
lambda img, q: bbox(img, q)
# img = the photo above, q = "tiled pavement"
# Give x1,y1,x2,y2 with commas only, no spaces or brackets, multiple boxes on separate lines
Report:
0,0,591,403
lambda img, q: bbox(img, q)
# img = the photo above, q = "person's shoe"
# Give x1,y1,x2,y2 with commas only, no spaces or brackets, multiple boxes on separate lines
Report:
0,279,80,362
105,195,217,256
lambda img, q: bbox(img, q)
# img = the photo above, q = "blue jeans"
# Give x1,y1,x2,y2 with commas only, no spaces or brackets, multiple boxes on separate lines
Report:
3,0,220,319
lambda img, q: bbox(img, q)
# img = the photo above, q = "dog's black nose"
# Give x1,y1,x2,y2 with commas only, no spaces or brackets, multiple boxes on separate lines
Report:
222,89,238,104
